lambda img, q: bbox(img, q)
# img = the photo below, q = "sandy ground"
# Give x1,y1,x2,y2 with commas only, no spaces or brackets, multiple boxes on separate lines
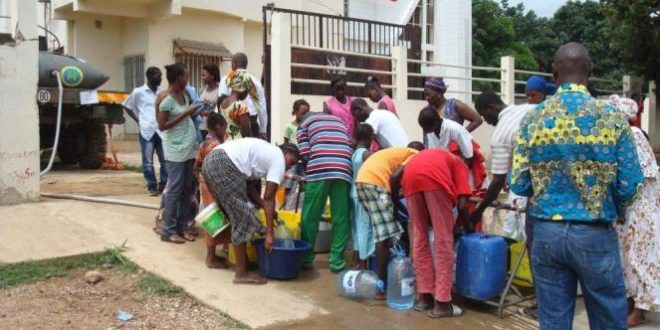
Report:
1,162,658,329
0,268,240,330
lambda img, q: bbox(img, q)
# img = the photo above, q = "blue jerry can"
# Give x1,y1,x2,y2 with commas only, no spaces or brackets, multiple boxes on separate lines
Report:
455,233,507,301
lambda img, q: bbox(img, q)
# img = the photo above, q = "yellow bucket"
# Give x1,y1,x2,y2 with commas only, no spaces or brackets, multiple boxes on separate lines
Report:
510,242,533,287
227,210,302,265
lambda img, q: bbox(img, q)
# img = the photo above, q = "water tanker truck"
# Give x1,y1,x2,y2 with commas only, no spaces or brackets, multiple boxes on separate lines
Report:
37,52,128,169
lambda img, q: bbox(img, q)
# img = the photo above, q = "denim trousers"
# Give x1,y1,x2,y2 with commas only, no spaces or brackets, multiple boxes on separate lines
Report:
531,218,627,330
139,134,168,190
162,159,195,238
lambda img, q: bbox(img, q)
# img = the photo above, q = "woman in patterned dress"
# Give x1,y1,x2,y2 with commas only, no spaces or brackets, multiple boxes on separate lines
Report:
610,95,660,327
219,70,254,139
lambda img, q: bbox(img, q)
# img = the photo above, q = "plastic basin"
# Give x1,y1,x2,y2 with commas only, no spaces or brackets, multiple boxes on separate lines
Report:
253,238,312,280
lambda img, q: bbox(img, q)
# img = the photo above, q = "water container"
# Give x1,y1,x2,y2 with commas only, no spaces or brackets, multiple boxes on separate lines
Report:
253,239,312,279
455,233,507,301
386,246,415,309
274,219,294,249
336,270,384,300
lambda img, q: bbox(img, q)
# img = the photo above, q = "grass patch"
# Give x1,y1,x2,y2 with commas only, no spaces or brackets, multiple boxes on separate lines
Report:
123,164,143,173
137,273,184,297
0,243,137,289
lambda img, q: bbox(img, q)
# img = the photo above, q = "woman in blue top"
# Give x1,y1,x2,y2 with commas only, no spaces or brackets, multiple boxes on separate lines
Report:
424,77,483,132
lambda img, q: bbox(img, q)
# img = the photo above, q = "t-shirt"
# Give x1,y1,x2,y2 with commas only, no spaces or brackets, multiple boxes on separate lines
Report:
283,122,298,145
216,137,285,184
425,119,474,158
356,147,418,192
402,149,472,205
365,109,409,148
158,94,198,162
297,113,353,183
490,104,534,175
199,86,220,131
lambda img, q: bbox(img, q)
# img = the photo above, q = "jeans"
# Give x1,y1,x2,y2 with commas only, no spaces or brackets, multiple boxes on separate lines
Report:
162,159,195,238
139,134,168,190
531,218,627,330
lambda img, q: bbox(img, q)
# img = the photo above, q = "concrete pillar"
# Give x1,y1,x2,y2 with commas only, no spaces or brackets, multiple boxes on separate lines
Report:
391,46,408,101
270,13,291,145
0,0,40,205
644,81,658,151
500,56,515,106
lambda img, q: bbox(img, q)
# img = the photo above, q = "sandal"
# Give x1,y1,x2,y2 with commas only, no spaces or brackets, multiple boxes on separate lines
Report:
428,303,464,319
181,232,196,242
161,234,186,244
233,273,267,285
414,303,433,312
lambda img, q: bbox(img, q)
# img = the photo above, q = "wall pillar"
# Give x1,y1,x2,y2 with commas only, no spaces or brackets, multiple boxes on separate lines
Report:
391,46,408,101
500,56,515,105
270,13,291,145
0,0,40,205
645,81,658,151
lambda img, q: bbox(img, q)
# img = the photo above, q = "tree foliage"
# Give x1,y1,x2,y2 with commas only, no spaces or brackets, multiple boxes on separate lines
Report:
601,0,660,83
473,0,629,88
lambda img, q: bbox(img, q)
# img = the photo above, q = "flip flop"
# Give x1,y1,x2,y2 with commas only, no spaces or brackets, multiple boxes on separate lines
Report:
233,274,267,285
414,303,432,312
628,319,648,328
428,303,464,319
161,234,186,244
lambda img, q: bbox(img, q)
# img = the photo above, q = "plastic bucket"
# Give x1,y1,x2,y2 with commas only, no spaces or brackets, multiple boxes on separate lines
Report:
253,238,312,279
510,242,533,287
314,221,332,253
195,202,229,237
258,210,301,239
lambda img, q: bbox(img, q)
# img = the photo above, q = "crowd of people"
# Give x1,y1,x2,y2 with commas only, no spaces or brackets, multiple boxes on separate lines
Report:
122,43,659,328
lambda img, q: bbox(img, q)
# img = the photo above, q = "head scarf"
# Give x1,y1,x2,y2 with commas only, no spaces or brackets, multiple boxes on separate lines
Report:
226,69,259,105
526,76,547,93
425,78,447,94
608,94,639,121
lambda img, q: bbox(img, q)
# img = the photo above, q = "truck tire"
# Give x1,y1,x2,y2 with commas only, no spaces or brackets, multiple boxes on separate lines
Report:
78,122,107,169
57,125,82,165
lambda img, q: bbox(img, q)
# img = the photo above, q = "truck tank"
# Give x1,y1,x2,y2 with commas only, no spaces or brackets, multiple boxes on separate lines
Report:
38,52,127,169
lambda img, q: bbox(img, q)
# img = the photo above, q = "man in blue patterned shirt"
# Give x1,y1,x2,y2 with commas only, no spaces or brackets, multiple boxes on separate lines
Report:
510,43,643,330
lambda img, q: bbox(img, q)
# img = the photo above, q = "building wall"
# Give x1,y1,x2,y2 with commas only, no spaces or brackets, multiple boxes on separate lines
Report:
147,9,245,78
69,14,124,90
0,0,40,205
434,0,472,103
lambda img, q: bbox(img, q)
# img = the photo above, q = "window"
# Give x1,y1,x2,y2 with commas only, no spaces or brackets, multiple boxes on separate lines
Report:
173,39,232,91
123,54,145,91
174,53,223,91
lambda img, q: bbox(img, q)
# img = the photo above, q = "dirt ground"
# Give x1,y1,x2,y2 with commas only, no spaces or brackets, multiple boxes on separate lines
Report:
0,268,243,330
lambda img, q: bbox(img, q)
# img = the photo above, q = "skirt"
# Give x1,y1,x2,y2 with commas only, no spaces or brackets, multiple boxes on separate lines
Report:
202,149,263,245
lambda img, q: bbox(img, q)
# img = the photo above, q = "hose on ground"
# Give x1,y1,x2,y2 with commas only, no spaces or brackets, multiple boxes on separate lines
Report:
40,192,159,210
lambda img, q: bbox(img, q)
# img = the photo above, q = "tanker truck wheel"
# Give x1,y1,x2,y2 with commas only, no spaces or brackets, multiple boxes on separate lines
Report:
78,121,107,169
57,125,83,165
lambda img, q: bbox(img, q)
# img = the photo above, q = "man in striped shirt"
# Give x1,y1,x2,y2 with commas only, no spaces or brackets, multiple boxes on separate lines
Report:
297,112,353,272
469,92,535,224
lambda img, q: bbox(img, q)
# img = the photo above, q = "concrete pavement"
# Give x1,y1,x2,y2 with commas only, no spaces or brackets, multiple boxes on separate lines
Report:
1,169,657,329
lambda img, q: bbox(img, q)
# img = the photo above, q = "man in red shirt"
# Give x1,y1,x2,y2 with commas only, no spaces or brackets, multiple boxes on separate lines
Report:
401,148,472,318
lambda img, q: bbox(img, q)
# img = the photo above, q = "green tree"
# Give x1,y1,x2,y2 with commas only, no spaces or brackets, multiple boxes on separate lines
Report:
601,0,660,84
552,1,624,82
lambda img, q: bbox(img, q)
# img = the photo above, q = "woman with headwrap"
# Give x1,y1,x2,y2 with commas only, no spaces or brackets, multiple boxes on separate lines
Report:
218,70,254,139
424,77,483,132
525,75,557,105
610,95,660,327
